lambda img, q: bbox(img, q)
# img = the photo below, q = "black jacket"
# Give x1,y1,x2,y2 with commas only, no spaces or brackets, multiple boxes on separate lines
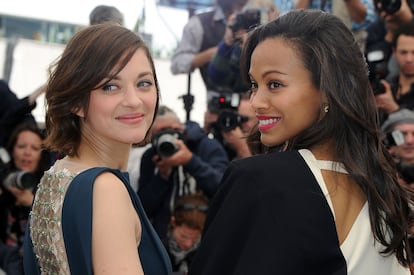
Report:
189,150,346,275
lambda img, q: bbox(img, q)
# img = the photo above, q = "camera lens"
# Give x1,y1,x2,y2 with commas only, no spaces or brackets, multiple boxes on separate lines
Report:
398,162,414,184
158,139,177,158
375,0,401,14
217,110,248,132
4,171,37,189
152,132,180,158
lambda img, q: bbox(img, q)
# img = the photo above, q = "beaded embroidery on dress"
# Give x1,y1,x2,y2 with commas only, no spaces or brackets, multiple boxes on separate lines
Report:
29,158,90,274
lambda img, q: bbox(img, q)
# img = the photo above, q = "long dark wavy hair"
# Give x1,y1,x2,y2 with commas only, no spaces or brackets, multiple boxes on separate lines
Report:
44,23,160,157
241,10,412,266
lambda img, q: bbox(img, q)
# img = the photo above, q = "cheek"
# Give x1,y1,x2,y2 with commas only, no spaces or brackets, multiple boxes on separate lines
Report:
33,151,42,162
12,148,21,160
143,92,158,115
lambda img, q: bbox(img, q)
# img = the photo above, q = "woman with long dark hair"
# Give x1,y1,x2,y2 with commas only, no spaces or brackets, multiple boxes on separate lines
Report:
189,10,412,275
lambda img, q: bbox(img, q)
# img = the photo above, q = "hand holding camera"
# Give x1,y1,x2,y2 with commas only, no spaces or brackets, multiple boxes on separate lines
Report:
374,80,400,114
221,126,252,158
230,9,261,33
225,9,261,47
151,128,193,179
153,140,193,180
2,170,37,206
5,185,34,206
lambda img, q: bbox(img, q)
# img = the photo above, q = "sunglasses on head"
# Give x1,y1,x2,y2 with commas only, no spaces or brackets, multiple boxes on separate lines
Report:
174,203,209,213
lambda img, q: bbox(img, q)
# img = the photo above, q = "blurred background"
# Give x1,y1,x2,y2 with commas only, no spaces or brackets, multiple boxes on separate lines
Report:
0,0,213,126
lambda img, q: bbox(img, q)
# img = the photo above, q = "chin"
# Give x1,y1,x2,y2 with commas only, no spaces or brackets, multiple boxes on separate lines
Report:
260,138,279,148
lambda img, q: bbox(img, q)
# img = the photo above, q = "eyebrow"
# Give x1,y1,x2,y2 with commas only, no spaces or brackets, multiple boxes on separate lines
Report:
109,70,154,80
249,69,287,78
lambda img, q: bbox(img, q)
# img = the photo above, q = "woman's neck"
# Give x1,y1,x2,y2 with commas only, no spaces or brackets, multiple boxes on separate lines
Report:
308,140,335,161
74,140,130,171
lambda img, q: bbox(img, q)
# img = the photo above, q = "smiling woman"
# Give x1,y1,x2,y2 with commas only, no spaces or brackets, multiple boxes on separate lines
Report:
23,23,172,275
189,10,412,275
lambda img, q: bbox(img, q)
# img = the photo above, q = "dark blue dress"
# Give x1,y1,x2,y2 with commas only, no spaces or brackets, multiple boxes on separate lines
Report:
24,167,172,274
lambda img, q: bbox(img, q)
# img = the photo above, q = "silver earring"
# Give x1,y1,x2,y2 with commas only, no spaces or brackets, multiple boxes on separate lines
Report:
324,105,329,113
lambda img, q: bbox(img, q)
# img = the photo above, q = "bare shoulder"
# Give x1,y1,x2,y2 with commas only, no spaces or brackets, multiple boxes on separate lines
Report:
91,171,143,273
93,171,128,196
92,171,139,222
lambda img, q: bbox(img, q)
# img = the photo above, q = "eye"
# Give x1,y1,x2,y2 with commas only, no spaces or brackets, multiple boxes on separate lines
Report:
102,83,118,92
268,81,282,89
249,81,258,94
137,80,153,88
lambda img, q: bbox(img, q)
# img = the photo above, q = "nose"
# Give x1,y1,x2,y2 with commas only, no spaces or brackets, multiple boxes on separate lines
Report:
406,52,414,63
405,132,414,144
23,147,32,156
250,89,267,111
181,239,194,250
123,84,141,106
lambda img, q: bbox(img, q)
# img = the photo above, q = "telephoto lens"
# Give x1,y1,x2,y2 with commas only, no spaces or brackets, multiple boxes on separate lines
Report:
152,129,183,159
3,171,38,190
156,133,178,158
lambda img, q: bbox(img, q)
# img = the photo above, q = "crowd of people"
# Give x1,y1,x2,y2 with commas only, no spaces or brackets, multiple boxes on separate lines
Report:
1,0,414,274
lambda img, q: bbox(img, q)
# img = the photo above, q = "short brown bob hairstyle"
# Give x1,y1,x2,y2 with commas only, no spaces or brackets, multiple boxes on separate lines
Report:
43,23,160,157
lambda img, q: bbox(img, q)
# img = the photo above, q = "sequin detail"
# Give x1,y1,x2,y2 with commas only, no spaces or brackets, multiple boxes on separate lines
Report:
30,160,85,275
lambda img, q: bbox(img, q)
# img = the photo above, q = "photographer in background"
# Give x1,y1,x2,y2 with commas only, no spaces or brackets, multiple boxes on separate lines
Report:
381,109,414,187
170,0,248,93
0,122,51,273
372,22,414,124
165,193,209,275
138,105,228,242
365,0,413,83
0,80,46,147
205,3,275,159
381,108,414,273
207,3,278,94
206,92,258,159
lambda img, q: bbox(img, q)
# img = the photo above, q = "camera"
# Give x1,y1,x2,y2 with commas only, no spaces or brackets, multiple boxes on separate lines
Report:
374,0,402,14
217,110,249,132
398,162,414,184
231,9,261,33
208,93,240,114
3,170,38,190
366,50,389,95
208,93,248,132
383,129,404,148
0,147,10,166
151,128,184,158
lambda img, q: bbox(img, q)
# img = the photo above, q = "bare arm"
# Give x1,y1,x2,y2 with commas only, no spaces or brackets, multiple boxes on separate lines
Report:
295,0,311,9
344,0,367,24
92,172,143,275
191,46,218,70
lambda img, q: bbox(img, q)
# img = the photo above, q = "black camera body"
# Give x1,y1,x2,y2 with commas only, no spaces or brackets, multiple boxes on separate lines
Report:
151,128,184,159
208,93,240,114
383,129,405,148
374,0,402,14
373,0,414,14
217,110,249,132
398,162,414,184
209,93,249,132
366,49,389,95
231,9,261,33
3,170,38,190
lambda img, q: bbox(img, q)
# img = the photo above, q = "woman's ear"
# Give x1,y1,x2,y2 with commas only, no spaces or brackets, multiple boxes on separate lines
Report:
73,107,85,118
